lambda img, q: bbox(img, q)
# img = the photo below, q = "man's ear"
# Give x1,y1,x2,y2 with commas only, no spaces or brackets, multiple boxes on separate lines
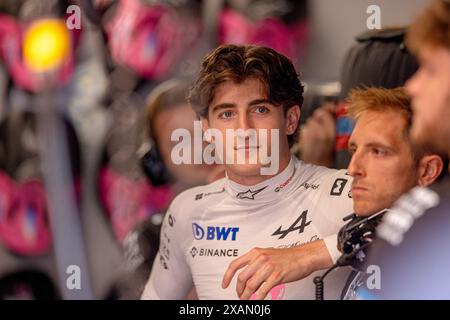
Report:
200,116,209,130
286,105,301,135
417,154,444,187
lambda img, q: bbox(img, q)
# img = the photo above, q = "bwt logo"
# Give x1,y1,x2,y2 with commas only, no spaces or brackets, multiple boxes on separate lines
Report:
192,223,239,241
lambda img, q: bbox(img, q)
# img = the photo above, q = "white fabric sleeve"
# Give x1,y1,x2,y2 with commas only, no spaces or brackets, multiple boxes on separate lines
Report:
316,169,353,264
316,169,353,235
141,203,193,300
323,233,341,264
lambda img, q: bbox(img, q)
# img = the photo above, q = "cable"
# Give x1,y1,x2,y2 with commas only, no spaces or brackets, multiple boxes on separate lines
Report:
314,210,386,300
313,264,338,300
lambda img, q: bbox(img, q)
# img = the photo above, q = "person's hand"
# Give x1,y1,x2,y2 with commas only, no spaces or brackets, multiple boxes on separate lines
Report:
299,103,336,167
221,240,333,300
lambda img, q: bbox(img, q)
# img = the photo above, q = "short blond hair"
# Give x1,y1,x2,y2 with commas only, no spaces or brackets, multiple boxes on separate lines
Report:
347,87,412,136
406,0,450,53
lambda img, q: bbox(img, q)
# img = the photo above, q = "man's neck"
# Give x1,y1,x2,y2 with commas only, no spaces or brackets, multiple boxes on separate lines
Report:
226,153,291,186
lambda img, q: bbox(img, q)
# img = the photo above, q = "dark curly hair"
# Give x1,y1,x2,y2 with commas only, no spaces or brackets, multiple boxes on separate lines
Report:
188,44,304,147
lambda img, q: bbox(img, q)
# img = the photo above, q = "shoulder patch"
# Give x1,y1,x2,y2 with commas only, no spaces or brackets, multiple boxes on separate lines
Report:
377,187,440,246
195,187,225,200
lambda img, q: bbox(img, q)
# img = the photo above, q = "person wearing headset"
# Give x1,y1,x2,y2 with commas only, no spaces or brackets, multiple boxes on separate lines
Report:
338,87,446,299
222,87,446,300
141,45,355,300
357,0,450,299
142,79,224,195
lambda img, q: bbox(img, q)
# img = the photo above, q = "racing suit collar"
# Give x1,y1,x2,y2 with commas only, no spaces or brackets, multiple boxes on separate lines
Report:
225,156,296,202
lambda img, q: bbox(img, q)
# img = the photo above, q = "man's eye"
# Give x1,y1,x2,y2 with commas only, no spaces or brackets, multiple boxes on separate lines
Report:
372,148,386,156
218,111,234,119
254,106,269,114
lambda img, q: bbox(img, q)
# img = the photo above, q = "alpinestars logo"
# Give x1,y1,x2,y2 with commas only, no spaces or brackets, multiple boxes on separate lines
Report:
272,210,311,239
236,186,267,200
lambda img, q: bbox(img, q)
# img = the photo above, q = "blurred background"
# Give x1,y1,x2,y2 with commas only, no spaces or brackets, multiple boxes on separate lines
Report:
0,0,429,299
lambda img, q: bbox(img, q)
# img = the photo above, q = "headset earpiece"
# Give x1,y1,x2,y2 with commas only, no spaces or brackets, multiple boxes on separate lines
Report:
141,142,172,187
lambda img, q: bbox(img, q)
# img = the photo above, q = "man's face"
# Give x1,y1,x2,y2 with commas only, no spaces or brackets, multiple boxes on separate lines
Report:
203,78,296,184
406,45,450,155
348,110,418,216
154,103,216,186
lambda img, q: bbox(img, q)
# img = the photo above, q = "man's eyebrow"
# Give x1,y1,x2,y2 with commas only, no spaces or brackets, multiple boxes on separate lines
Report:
348,140,397,151
248,99,272,106
352,141,397,152
365,142,396,151
210,103,236,113
210,99,272,113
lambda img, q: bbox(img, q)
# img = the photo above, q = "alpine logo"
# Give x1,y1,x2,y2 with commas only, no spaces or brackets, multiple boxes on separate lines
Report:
192,223,239,241
272,210,311,239
236,186,267,200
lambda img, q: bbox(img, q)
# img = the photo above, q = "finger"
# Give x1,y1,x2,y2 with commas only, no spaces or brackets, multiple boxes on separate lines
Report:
317,111,336,138
309,113,335,141
250,272,282,300
311,103,335,120
314,108,335,127
299,125,310,143
235,253,270,297
222,250,257,289
307,120,327,141
321,102,336,114
239,264,274,300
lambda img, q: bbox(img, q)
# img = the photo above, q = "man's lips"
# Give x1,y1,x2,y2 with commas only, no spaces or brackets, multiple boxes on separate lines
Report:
351,185,369,195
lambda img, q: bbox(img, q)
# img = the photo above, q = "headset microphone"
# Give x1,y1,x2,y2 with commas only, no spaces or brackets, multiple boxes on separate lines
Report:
314,210,386,300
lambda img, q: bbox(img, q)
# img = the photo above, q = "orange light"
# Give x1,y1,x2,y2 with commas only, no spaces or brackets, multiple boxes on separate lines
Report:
23,19,70,72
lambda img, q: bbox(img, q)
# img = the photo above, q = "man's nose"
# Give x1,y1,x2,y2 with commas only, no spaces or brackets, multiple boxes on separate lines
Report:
237,112,253,131
348,151,365,177
405,70,420,98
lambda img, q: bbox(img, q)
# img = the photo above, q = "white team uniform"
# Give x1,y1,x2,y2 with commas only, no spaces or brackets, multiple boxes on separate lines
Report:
142,156,353,300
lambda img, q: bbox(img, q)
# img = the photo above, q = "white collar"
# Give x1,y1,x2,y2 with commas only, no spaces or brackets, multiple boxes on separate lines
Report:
225,156,297,203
